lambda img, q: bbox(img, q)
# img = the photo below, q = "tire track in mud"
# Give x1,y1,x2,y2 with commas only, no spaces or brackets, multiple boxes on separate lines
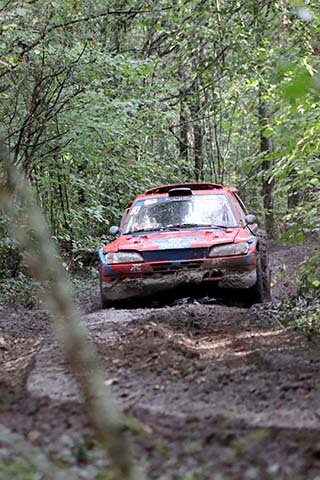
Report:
23,300,320,478
89,301,320,479
92,304,320,429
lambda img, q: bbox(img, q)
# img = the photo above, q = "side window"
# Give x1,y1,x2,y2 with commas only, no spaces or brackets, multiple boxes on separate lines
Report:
120,204,132,229
232,193,247,222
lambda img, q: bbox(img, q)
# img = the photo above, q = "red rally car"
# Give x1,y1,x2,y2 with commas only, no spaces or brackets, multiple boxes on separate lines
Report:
99,183,271,307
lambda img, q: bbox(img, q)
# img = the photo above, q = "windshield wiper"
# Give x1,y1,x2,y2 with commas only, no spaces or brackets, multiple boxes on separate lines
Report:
206,224,238,229
125,224,237,234
124,227,167,234
167,223,202,230
166,223,236,230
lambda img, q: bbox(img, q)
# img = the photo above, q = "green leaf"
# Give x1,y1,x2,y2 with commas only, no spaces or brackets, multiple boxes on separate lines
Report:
275,60,294,81
282,71,313,103
262,127,273,138
15,7,29,16
290,0,304,6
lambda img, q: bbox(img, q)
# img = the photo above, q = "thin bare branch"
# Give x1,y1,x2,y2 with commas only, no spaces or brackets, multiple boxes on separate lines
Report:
49,6,173,31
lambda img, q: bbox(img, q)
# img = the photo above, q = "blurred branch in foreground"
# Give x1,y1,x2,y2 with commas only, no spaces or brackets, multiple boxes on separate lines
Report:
0,137,145,480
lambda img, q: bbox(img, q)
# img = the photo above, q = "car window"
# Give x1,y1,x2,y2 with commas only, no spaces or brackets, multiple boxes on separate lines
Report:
233,193,248,216
232,194,246,221
123,194,237,233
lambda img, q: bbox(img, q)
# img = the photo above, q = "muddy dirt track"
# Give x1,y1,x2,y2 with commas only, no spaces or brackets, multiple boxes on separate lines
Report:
1,243,320,479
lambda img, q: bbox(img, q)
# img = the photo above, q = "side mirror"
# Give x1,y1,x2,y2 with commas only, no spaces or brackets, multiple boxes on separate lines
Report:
244,214,256,226
109,225,120,236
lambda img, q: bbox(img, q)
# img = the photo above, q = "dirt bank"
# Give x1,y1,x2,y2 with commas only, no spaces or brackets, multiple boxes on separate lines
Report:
0,242,319,479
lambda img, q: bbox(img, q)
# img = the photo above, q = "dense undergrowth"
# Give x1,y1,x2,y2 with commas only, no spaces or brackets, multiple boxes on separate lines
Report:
0,268,98,311
274,252,320,337
276,290,320,338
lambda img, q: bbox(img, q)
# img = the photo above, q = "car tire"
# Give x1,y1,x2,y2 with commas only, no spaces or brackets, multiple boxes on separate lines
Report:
99,267,111,309
248,229,271,305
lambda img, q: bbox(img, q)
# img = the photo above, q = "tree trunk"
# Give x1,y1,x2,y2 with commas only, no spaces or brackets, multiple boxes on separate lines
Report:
258,85,274,237
179,95,189,162
190,80,203,181
178,66,189,162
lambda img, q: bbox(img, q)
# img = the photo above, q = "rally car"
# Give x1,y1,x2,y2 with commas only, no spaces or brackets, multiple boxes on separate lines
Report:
99,183,271,307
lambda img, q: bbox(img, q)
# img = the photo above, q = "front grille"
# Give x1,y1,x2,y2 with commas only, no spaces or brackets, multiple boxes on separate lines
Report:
151,261,203,273
143,248,208,263
203,270,223,279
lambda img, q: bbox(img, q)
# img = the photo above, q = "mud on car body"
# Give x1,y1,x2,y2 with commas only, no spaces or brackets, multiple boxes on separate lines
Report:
99,183,271,307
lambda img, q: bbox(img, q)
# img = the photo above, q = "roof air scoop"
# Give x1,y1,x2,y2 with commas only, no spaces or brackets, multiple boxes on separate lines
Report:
168,187,192,197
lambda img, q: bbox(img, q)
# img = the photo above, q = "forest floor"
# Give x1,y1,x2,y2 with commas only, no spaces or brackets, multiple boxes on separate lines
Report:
1,242,320,480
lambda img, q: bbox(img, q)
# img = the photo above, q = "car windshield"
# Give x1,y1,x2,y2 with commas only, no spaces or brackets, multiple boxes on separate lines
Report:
123,194,237,234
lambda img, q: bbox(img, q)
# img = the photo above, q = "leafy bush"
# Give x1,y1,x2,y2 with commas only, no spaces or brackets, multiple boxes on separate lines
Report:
0,217,22,279
298,252,320,294
276,290,320,337
0,273,39,308
274,252,320,336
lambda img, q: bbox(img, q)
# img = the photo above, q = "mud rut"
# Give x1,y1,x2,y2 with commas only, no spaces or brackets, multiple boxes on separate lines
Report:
1,243,320,479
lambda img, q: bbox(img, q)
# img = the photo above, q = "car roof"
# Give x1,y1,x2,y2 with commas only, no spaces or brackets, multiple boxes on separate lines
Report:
141,182,237,196
124,183,238,208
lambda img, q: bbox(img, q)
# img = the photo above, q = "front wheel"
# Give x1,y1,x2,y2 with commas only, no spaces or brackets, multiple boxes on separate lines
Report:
247,232,271,305
249,256,269,304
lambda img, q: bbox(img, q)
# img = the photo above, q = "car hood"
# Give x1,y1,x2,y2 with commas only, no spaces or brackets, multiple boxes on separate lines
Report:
105,227,247,253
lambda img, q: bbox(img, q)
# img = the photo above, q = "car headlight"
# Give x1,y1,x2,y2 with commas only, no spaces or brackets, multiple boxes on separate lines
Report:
209,242,249,257
105,251,144,264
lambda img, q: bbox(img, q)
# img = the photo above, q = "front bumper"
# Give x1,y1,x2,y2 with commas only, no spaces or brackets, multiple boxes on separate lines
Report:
100,253,257,301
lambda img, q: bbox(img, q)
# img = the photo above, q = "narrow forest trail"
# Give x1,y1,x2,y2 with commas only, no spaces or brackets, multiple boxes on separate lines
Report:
1,243,320,479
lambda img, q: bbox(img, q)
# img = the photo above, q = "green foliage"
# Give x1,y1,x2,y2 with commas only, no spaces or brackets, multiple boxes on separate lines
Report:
0,273,38,308
276,290,320,337
273,252,320,336
0,227,20,279
298,252,320,293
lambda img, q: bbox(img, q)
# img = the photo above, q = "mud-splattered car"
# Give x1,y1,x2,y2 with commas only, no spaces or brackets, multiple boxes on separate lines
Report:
99,183,271,307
